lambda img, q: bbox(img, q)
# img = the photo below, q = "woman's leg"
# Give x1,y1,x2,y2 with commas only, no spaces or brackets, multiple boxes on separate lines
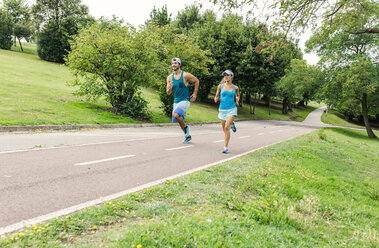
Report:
220,120,226,133
224,115,235,148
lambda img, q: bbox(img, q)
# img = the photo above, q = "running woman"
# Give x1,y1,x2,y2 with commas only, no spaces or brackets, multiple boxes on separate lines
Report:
214,69,240,153
166,57,199,143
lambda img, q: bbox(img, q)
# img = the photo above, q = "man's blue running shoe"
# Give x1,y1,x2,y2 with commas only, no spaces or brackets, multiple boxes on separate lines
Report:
184,135,192,143
222,147,228,153
184,126,190,138
231,122,237,132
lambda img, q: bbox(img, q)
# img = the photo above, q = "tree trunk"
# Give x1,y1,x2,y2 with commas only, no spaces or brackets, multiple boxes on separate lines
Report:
263,95,270,106
288,103,293,112
362,93,377,138
297,100,305,107
252,92,257,115
282,98,288,114
249,92,252,114
246,92,251,105
18,38,23,52
268,96,271,115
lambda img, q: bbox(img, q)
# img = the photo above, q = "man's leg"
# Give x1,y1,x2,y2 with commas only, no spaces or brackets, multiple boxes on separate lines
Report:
172,101,191,141
173,113,186,131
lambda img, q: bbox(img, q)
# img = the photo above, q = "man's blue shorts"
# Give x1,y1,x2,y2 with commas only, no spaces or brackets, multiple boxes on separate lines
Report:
172,100,191,122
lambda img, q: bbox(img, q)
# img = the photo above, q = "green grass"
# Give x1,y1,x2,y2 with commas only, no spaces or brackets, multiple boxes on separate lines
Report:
1,128,378,247
11,42,38,55
1,44,317,126
321,109,375,129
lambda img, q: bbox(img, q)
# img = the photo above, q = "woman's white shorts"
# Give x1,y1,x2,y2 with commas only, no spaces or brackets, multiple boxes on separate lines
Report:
218,107,237,121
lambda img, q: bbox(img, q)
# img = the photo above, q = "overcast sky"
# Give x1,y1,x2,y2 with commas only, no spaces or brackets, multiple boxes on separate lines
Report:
25,0,318,64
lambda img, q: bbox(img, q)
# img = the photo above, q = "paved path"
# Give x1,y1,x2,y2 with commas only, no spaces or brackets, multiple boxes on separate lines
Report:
0,107,326,235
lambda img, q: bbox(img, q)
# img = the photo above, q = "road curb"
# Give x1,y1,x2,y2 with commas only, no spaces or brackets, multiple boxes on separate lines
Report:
0,121,223,133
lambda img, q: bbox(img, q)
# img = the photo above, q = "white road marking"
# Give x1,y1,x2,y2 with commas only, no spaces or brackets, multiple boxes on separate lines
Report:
213,140,224,143
4,175,11,178
238,136,250,139
257,133,264,136
74,155,136,166
165,145,193,151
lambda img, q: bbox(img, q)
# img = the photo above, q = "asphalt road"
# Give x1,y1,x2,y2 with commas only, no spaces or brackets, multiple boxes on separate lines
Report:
0,107,328,235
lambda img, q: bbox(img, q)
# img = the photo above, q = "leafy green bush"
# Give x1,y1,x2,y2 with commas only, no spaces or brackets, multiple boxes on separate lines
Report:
159,83,174,116
37,23,68,63
115,91,151,120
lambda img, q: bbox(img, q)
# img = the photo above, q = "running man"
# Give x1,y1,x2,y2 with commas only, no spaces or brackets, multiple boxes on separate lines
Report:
214,69,240,153
166,57,199,143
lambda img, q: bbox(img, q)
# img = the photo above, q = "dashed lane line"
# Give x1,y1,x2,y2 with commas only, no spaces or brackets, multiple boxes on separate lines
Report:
238,136,250,139
165,145,194,151
74,155,136,166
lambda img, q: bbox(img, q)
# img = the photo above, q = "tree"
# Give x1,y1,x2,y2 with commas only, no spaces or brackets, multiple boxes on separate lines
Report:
308,28,377,138
66,18,212,119
343,59,377,138
32,0,94,62
2,0,31,47
37,21,66,62
258,33,302,115
145,23,212,116
14,22,32,50
66,19,152,119
173,5,204,32
195,13,248,101
0,9,13,50
209,0,379,35
276,59,323,114
145,5,171,27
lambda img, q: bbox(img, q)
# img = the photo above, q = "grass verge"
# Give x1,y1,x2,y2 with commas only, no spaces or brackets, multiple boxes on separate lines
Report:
1,128,378,247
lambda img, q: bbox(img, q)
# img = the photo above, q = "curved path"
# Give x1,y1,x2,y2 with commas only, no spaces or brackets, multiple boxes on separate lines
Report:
0,107,327,235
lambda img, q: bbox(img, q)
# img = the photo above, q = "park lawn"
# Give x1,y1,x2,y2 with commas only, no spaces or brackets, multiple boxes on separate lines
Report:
1,47,139,125
321,109,373,129
1,44,318,126
11,42,38,55
1,127,378,247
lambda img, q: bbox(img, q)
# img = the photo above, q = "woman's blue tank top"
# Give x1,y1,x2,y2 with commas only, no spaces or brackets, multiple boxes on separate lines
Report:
172,71,190,104
219,84,236,110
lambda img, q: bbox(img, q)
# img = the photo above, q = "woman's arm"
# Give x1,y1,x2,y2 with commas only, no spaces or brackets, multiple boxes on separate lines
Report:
214,84,222,103
235,85,240,105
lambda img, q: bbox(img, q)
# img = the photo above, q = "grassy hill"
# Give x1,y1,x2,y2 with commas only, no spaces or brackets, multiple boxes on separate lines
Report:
1,128,377,247
1,43,319,126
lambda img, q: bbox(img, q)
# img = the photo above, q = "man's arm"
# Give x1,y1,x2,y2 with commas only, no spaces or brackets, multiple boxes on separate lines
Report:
184,72,199,102
166,75,173,95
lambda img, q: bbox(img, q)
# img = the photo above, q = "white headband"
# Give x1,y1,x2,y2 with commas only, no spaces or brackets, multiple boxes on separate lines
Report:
171,57,181,64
